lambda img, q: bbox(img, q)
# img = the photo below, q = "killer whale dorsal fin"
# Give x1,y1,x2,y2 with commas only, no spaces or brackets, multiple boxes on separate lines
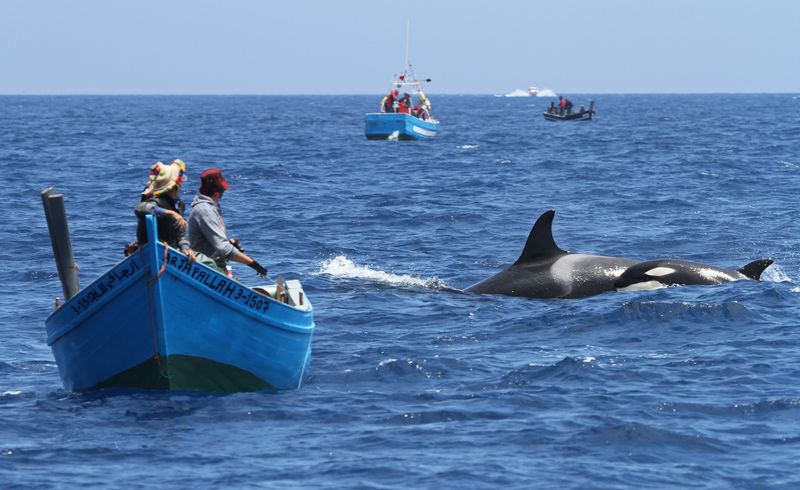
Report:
738,258,774,280
514,210,567,264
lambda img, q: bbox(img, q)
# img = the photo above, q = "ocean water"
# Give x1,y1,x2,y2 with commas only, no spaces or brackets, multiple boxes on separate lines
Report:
1,94,798,488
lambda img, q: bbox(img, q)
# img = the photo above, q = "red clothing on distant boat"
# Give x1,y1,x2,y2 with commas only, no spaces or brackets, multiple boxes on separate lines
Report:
384,92,397,113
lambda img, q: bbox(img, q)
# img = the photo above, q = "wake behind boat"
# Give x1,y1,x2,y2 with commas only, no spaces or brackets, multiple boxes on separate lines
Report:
42,189,314,392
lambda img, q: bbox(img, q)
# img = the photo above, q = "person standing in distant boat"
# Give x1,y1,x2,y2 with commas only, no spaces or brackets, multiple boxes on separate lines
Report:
412,103,426,120
383,90,398,113
418,90,432,119
549,101,556,114
133,159,194,259
397,93,412,114
559,96,565,115
187,168,268,278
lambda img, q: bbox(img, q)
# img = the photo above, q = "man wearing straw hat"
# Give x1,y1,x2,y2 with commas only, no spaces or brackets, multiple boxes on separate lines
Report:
134,159,194,259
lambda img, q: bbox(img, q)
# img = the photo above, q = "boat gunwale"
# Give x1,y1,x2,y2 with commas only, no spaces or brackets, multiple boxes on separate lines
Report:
159,245,314,335
542,111,594,121
45,251,148,345
46,243,313,347
364,112,440,127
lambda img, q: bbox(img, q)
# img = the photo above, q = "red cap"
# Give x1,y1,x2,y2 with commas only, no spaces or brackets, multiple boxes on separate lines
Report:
199,168,230,195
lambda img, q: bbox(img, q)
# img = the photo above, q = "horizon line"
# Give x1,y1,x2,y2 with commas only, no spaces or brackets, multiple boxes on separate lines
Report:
0,91,797,96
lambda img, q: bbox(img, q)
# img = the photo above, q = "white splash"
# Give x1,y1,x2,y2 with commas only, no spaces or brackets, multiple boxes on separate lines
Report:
761,263,792,283
316,255,448,289
459,144,479,150
377,358,398,368
387,131,400,141
504,89,530,97
536,89,558,97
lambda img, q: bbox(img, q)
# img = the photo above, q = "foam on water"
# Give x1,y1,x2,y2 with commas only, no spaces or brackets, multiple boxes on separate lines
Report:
316,255,449,289
536,89,557,97
504,89,530,97
762,263,793,283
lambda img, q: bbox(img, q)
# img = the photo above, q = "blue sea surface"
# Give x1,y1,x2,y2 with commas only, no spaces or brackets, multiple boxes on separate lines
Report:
1,94,799,488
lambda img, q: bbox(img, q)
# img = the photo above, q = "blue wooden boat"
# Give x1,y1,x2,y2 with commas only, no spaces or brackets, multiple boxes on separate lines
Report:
44,215,314,392
365,112,440,140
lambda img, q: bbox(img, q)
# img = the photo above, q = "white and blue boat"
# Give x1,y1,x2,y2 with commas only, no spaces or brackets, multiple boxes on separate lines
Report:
365,26,439,140
44,214,314,392
365,111,439,140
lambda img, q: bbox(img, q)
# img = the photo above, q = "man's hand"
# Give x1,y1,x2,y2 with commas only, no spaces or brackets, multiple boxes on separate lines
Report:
182,248,196,263
166,210,186,231
248,258,268,277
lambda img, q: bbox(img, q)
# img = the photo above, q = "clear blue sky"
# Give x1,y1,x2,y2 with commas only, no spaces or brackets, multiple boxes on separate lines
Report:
1,0,797,94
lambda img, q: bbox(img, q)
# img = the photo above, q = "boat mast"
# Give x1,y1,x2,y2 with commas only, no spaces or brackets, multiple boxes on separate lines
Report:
404,19,410,73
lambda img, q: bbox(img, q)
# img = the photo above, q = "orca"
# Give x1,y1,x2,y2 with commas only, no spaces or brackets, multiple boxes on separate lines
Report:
614,258,774,291
466,210,641,299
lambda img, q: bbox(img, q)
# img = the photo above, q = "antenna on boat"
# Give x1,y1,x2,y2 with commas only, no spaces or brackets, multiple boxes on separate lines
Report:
404,19,410,70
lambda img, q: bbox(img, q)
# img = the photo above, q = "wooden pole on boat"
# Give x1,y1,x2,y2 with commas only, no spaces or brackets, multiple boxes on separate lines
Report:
41,187,80,300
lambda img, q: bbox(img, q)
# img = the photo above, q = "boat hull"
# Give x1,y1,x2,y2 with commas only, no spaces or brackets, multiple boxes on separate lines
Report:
543,111,594,122
45,217,314,393
365,113,439,140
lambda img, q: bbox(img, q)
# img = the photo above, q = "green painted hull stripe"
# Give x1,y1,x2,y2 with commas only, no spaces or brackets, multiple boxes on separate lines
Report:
94,354,276,392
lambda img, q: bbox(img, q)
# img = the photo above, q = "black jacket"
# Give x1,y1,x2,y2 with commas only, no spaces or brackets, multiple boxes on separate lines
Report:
134,193,189,249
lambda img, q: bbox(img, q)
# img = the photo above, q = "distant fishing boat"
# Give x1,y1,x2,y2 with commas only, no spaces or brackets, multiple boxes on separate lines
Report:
365,23,439,140
528,86,539,95
543,101,595,121
42,190,314,392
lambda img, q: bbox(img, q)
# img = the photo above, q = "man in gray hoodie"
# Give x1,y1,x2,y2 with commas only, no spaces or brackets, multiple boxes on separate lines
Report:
187,168,268,277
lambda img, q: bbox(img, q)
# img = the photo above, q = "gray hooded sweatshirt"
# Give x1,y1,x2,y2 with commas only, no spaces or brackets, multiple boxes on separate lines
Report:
188,193,235,264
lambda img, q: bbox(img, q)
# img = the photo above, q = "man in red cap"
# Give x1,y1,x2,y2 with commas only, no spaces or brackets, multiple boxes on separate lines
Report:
187,168,267,277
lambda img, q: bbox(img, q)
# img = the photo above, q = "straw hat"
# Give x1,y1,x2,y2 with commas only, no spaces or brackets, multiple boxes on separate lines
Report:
142,160,187,197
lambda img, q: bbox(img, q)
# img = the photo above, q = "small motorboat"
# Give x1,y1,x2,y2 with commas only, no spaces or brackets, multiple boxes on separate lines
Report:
42,192,314,393
543,100,595,121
